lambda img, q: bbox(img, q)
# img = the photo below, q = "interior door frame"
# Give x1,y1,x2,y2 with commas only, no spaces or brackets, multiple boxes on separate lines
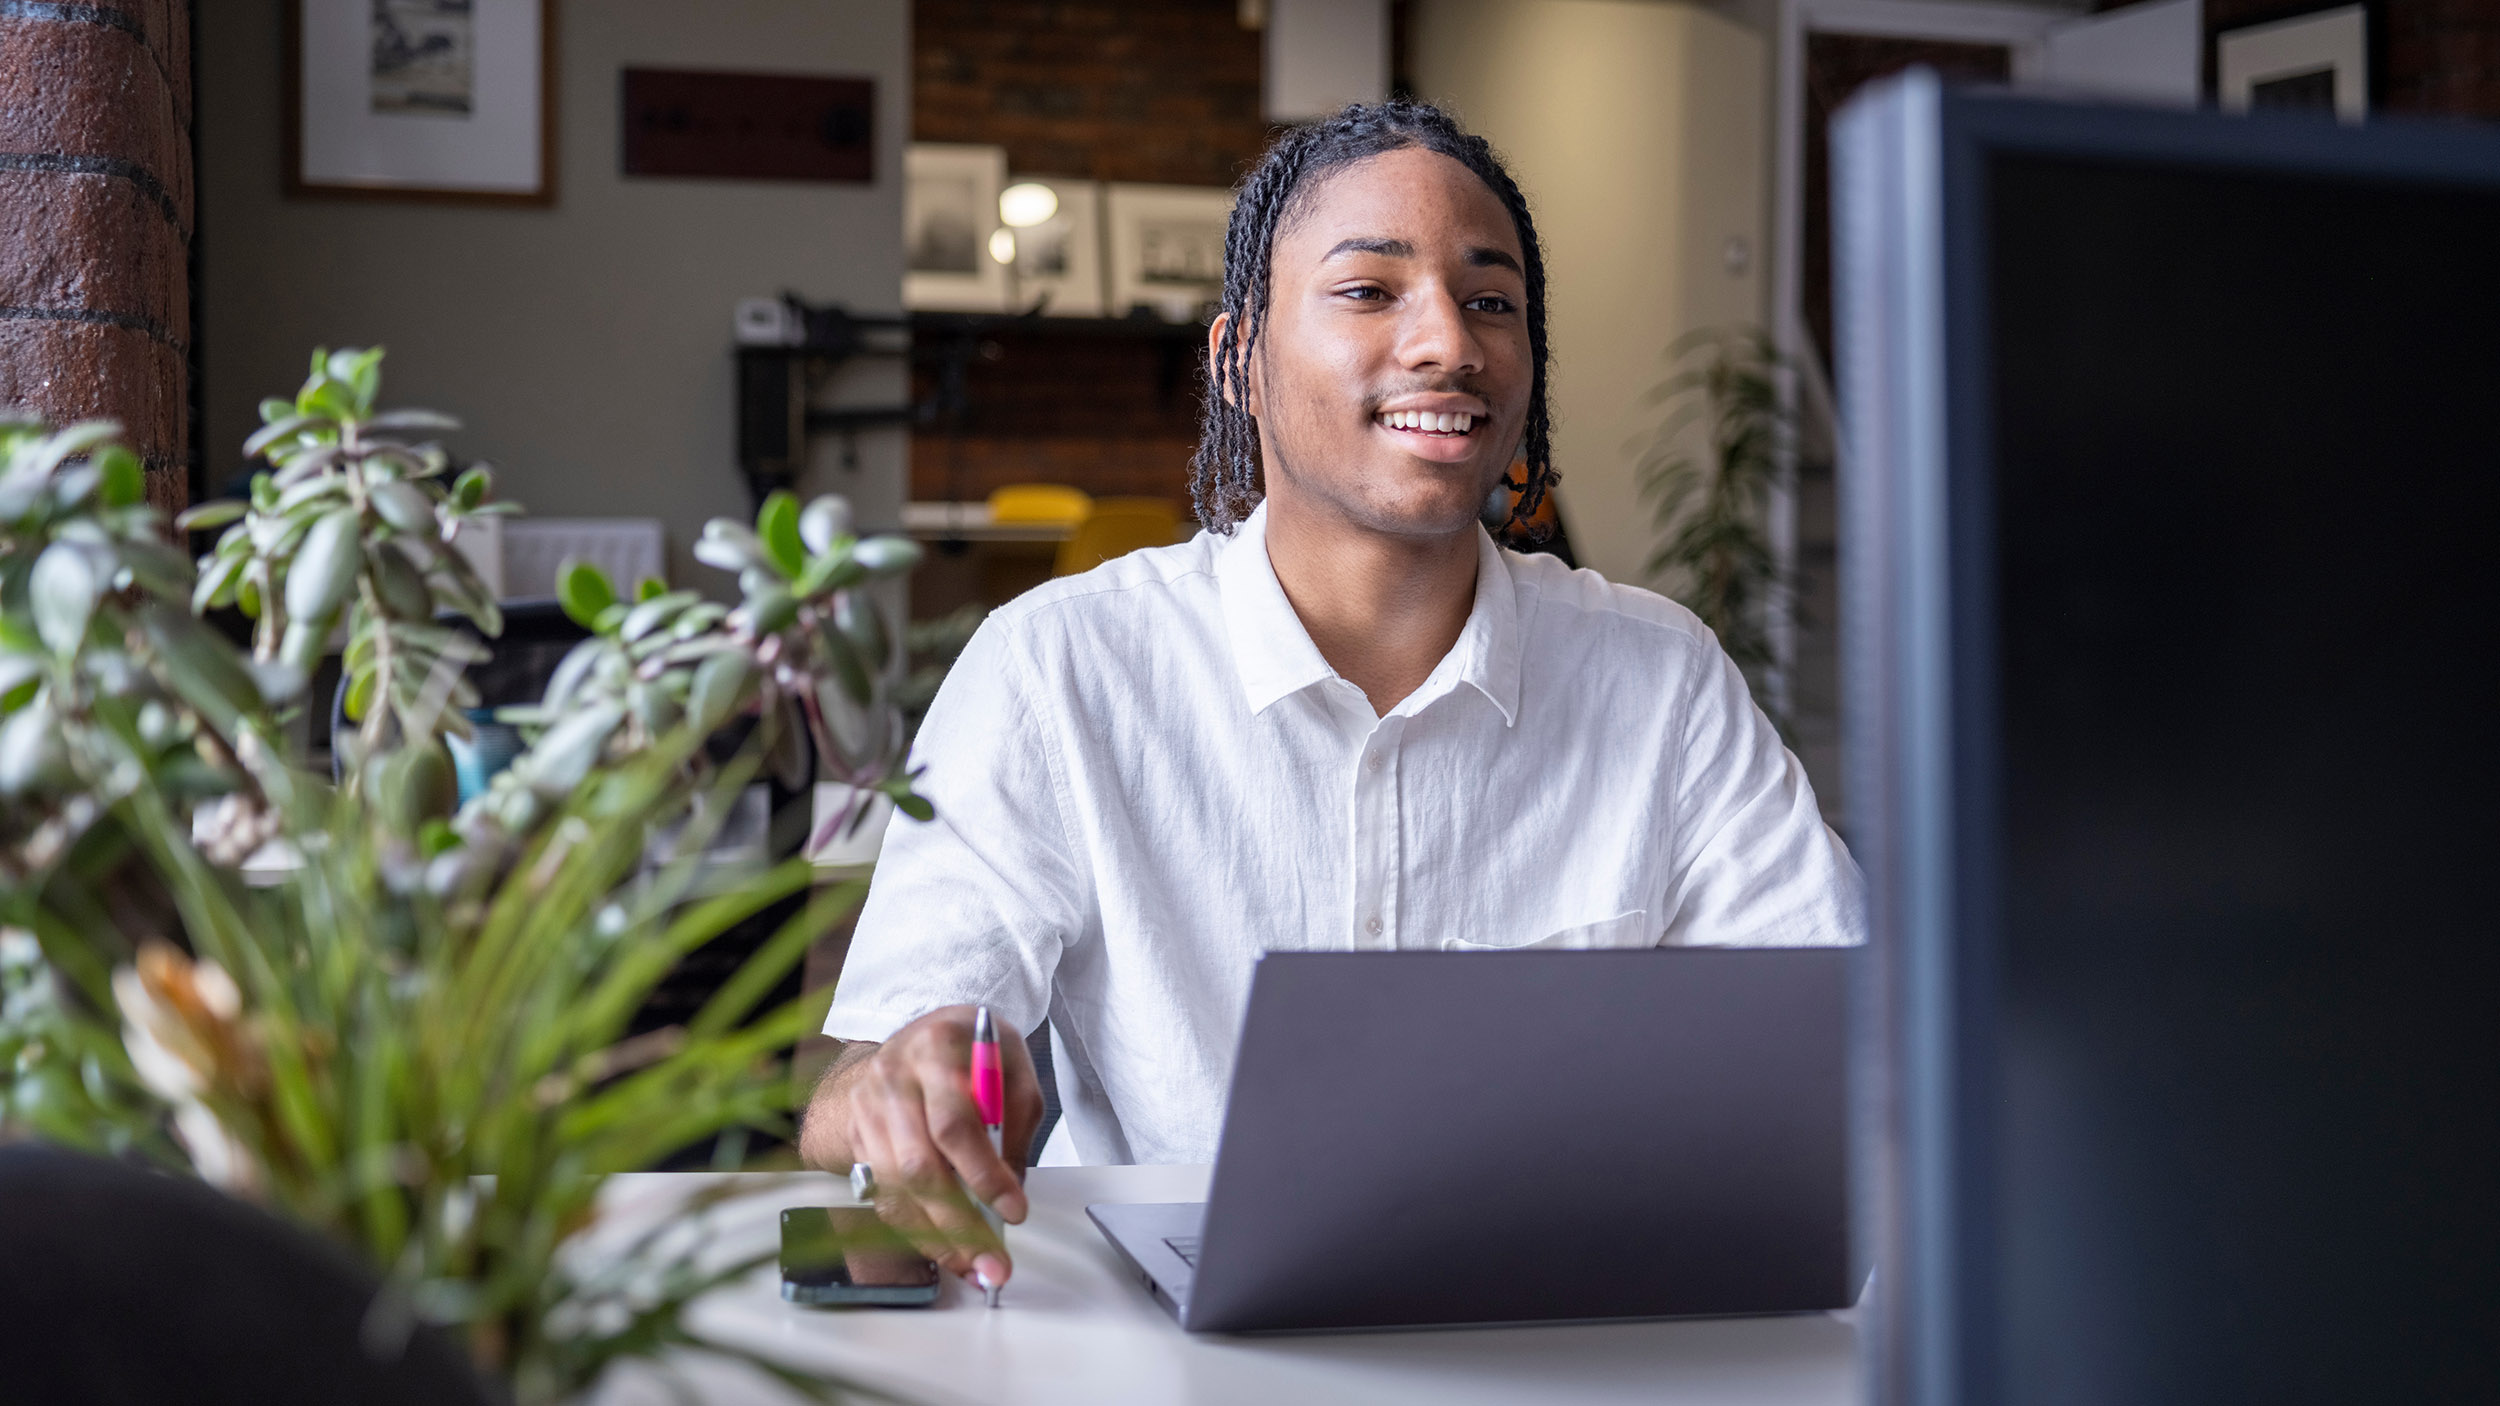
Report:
1767,0,2066,698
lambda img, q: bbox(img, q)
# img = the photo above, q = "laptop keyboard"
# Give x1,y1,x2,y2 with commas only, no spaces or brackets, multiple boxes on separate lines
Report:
1163,1236,1202,1267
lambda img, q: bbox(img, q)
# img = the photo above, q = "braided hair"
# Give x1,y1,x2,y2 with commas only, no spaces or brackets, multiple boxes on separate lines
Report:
1190,101,1558,537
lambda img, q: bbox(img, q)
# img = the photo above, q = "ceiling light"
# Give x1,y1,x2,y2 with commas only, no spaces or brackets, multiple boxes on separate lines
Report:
988,227,1018,265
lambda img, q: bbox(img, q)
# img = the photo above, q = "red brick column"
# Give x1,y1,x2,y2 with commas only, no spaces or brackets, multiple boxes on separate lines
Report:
0,1,193,512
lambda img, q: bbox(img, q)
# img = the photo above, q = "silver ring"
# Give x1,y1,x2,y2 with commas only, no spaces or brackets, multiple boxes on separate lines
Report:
850,1162,877,1201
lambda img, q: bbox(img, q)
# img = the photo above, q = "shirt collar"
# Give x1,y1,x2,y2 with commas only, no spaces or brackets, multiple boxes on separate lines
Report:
1214,502,1522,727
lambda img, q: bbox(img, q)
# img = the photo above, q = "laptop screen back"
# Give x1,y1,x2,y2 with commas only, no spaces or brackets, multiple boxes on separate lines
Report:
1186,948,1849,1332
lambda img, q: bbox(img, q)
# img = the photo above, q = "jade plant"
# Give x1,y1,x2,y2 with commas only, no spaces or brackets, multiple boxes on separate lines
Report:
469,485,928,856
0,350,926,1402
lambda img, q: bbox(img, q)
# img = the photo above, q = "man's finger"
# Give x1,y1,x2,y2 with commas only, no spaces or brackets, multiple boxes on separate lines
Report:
870,1096,1006,1275
925,1088,1028,1223
854,1089,981,1275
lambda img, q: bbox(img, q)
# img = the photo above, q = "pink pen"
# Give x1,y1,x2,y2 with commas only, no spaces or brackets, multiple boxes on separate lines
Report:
971,1005,1006,1307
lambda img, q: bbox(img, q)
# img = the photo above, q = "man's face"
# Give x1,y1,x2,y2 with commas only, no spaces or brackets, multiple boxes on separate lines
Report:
1240,146,1532,540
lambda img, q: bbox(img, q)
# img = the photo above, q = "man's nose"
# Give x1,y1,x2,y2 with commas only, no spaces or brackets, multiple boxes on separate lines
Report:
1396,290,1484,377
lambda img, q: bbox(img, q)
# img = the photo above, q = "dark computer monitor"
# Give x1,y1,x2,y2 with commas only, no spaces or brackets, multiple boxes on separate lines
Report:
1834,77,2500,1406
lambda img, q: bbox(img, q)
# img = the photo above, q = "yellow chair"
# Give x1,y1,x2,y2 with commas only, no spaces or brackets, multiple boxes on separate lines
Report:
987,483,1093,526
1055,497,1182,576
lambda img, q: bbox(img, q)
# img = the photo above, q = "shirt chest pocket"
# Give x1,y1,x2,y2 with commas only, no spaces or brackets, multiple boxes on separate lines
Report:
1438,909,1654,953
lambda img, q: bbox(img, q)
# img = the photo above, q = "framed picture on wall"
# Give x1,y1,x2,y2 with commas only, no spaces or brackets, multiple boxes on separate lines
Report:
287,0,557,204
905,143,1010,312
1001,176,1104,317
2216,3,2370,121
1105,184,1235,322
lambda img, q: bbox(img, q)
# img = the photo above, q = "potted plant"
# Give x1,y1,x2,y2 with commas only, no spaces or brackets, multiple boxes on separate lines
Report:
0,349,928,1401
1636,328,1800,722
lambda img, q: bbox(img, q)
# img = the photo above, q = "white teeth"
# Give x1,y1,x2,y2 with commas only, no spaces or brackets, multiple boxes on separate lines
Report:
1378,410,1475,433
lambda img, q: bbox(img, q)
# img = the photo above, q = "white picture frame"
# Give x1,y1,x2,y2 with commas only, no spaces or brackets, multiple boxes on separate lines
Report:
1105,183,1236,322
1003,176,1105,318
905,143,1010,313
288,0,555,204
2217,4,2368,121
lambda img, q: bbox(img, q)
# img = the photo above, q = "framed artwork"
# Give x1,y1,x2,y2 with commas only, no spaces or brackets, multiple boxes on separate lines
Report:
1105,183,1235,322
2217,4,2369,120
904,143,1010,312
287,0,557,204
1002,176,1104,317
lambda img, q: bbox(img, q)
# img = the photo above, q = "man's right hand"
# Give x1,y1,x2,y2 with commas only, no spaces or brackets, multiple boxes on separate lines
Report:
798,1006,1046,1290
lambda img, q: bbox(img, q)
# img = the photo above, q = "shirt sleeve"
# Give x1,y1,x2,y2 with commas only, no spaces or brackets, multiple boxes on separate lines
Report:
822,615,1088,1044
1658,643,1866,948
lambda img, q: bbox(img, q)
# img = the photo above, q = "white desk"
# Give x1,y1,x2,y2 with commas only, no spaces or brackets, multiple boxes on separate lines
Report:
900,500,1073,543
582,1165,1859,1406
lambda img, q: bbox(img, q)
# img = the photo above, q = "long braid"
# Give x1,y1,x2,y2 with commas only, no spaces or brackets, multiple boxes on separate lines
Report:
1190,101,1558,536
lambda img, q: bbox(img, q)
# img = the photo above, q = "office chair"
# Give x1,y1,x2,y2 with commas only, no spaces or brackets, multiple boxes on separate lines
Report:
0,1145,497,1404
987,482,1092,526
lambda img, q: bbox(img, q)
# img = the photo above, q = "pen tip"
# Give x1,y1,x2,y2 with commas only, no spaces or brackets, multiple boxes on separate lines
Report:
974,1005,995,1043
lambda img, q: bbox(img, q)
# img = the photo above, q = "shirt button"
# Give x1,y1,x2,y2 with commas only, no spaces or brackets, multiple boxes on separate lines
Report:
1367,753,1383,772
1366,915,1383,936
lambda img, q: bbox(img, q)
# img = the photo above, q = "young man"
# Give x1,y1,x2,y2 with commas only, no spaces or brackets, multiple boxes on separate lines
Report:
799,103,1861,1292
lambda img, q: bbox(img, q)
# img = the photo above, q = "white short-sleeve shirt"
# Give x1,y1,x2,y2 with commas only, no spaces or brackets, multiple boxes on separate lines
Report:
824,503,1863,1165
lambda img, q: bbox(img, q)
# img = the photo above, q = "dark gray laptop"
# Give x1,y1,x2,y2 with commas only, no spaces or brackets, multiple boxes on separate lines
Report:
1087,948,1851,1333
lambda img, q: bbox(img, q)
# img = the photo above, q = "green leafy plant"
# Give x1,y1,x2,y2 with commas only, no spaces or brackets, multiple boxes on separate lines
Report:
1637,328,1797,707
471,485,928,851
0,351,928,1402
182,348,511,758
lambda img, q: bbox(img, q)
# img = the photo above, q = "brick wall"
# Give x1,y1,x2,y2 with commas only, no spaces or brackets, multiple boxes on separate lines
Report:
910,0,1268,508
911,326,1201,501
2373,0,2500,115
914,0,1268,185
0,0,193,510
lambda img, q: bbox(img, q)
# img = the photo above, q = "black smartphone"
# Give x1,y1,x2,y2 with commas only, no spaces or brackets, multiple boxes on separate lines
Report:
779,1206,942,1307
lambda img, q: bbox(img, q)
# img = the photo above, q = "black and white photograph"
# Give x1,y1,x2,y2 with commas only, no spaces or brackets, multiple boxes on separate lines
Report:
1002,176,1103,316
1138,217,1224,286
2216,3,2369,120
290,0,552,202
1105,182,1233,320
908,174,981,273
370,0,474,116
904,142,1009,310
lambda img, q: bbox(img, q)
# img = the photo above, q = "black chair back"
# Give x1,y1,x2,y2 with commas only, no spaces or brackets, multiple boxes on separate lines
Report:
0,1145,497,1404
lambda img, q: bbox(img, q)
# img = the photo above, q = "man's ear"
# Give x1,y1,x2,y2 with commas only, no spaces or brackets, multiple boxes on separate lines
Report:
1207,312,1262,417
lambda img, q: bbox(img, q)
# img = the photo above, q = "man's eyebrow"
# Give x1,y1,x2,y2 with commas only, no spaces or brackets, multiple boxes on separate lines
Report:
1320,235,1524,276
1324,236,1414,260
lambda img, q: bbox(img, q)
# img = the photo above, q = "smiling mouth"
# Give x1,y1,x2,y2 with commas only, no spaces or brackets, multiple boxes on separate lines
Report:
1374,409,1477,436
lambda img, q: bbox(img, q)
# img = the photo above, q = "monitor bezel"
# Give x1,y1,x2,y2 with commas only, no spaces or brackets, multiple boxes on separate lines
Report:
1833,74,2500,1406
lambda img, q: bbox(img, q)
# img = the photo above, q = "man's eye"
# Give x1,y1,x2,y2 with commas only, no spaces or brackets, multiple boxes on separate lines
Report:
1339,285,1387,302
1468,296,1516,314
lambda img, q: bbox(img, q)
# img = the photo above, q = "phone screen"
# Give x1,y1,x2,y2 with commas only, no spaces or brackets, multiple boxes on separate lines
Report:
780,1207,940,1304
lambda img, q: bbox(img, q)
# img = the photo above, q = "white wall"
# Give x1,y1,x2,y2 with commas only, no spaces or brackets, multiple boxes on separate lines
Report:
1408,0,1768,587
199,0,911,592
2039,0,2201,105
1265,0,1390,121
